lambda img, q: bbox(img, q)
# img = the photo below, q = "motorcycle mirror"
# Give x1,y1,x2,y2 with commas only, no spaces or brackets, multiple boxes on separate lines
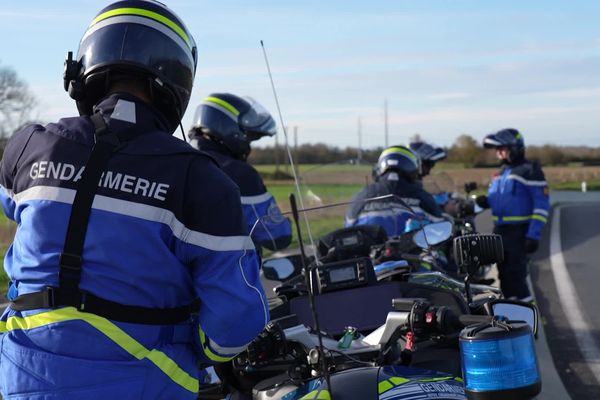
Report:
491,300,539,337
262,257,296,281
412,221,453,248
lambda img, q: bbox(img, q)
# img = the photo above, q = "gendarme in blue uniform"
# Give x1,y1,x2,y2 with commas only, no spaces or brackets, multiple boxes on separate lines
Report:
0,95,268,398
486,154,550,300
345,172,443,237
488,160,550,241
193,137,292,252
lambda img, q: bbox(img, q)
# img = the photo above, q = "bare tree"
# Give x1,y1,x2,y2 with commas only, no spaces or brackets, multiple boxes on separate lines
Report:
0,63,36,138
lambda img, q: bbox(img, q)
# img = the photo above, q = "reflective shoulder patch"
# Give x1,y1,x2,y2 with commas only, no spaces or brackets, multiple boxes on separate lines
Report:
111,100,137,124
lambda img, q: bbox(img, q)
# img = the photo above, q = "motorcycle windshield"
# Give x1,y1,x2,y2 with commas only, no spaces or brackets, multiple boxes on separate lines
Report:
261,159,429,259
256,159,460,292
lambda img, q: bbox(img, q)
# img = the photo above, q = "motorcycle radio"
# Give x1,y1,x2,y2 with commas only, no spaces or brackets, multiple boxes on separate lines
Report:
315,257,377,294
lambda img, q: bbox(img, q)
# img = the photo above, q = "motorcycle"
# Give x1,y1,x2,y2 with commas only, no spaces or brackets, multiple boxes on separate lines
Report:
198,176,541,399
201,217,540,399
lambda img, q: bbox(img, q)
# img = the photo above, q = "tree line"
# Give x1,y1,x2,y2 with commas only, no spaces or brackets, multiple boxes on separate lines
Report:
249,135,600,167
1,62,599,167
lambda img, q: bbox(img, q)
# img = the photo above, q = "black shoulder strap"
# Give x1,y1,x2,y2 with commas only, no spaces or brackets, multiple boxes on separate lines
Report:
11,113,194,324
58,113,121,301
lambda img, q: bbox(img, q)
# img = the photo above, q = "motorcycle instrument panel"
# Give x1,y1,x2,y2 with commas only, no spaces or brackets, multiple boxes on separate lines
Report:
315,257,377,293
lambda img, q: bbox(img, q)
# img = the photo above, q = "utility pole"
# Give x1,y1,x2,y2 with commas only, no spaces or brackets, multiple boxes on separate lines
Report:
357,117,363,162
293,126,299,175
274,133,280,175
293,126,298,156
284,126,290,173
384,98,389,147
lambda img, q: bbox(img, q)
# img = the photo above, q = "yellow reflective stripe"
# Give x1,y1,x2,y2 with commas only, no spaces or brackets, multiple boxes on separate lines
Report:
454,377,464,383
503,215,531,222
199,326,235,362
300,389,331,400
204,96,240,116
4,308,199,393
418,376,453,383
378,380,394,394
379,377,411,394
380,147,417,162
389,376,410,385
496,215,546,222
0,320,6,332
91,8,192,49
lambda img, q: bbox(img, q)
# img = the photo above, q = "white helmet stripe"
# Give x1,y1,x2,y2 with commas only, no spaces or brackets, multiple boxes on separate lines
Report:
82,15,193,65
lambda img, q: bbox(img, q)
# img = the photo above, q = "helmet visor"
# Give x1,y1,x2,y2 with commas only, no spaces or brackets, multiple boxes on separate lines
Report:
78,23,195,101
240,97,277,139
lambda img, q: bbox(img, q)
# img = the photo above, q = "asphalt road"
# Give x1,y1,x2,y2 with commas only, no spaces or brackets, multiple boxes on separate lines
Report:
531,198,600,399
475,191,600,399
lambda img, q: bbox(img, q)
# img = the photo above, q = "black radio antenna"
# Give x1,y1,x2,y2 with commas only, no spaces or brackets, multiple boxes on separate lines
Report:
289,193,332,395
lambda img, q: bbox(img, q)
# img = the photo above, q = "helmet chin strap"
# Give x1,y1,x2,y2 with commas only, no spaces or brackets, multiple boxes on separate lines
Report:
179,122,186,142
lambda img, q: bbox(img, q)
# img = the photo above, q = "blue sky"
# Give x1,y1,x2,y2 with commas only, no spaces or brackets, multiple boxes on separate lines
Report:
1,1,599,148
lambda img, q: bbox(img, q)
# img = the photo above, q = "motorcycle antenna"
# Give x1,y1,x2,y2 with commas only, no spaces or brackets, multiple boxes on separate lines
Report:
259,40,319,261
289,193,333,395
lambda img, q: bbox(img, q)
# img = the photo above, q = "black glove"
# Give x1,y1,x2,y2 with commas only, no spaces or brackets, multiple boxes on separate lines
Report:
246,321,286,365
474,195,489,209
525,239,539,254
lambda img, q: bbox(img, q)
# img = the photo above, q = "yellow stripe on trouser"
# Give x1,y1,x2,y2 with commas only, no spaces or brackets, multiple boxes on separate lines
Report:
0,307,198,393
198,326,235,362
91,8,193,49
493,215,548,223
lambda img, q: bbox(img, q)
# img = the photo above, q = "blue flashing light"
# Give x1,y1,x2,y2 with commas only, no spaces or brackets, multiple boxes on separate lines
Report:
460,330,540,392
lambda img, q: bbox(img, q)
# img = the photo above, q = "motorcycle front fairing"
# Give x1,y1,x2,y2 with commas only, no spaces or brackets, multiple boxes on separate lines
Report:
267,365,465,400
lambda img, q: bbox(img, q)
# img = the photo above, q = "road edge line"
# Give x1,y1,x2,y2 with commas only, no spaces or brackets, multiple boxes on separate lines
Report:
550,204,600,382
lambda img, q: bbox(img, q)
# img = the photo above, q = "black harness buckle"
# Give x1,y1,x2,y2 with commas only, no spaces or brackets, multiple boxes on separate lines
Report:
44,287,57,308
59,252,82,271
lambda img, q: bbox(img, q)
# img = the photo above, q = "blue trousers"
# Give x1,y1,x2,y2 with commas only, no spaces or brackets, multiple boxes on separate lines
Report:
493,224,531,300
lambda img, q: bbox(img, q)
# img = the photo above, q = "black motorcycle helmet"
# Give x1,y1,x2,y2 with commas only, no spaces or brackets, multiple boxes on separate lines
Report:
190,93,277,160
373,145,421,182
409,141,447,177
483,128,525,163
63,0,198,133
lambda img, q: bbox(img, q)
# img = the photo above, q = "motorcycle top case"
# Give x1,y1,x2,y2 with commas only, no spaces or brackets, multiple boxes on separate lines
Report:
280,365,465,400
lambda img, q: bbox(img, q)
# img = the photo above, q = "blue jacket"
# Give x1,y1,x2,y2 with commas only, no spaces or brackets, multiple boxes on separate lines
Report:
345,172,443,237
192,137,292,252
488,159,550,241
0,95,268,399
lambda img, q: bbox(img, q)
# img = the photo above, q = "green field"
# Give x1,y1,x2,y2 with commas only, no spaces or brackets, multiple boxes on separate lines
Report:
267,183,364,209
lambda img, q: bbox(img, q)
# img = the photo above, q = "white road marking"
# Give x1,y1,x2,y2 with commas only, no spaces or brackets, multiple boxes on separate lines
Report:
550,205,600,381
